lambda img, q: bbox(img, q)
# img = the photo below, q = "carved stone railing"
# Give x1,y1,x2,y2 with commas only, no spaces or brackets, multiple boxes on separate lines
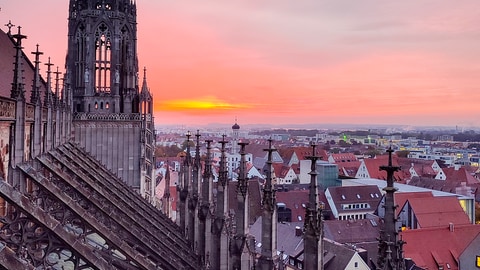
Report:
25,104,34,121
72,112,142,121
0,97,15,121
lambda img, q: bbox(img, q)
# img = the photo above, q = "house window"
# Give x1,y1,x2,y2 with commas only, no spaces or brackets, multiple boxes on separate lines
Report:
354,262,358,267
476,256,480,268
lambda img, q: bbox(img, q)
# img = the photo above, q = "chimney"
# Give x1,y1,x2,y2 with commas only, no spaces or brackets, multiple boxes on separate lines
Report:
295,226,302,237
449,222,454,232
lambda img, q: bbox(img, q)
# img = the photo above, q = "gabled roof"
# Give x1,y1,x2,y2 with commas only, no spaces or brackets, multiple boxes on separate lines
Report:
323,217,382,244
245,142,270,159
323,238,360,270
394,191,433,216
442,166,480,185
405,196,471,228
338,161,361,177
401,224,480,270
279,146,328,165
329,153,358,163
272,163,292,178
361,155,406,181
326,185,382,211
276,190,309,222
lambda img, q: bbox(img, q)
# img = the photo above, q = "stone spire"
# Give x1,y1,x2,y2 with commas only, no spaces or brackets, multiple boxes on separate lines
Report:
179,131,192,237
44,57,53,107
188,130,201,249
11,26,27,100
30,44,43,105
9,26,27,171
30,44,43,158
258,138,278,270
162,159,171,218
304,143,324,270
211,135,229,269
377,147,405,270
43,57,54,152
199,139,214,267
54,66,61,109
231,141,250,270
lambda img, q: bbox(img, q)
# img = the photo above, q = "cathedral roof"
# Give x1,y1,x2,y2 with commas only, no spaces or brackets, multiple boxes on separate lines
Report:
0,28,49,101
0,142,200,269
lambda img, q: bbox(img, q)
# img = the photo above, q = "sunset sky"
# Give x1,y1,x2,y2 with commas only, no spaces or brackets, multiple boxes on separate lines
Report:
2,1,480,128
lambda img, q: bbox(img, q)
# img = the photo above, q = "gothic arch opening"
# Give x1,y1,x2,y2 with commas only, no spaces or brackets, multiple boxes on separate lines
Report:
94,23,112,94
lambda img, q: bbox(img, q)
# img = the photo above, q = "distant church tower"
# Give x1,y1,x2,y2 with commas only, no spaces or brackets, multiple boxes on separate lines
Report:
66,0,155,200
231,118,240,154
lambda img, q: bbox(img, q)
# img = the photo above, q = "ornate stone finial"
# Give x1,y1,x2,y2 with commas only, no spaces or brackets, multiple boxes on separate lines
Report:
237,141,250,198
44,57,54,107
218,135,228,187
5,20,14,35
31,44,44,104
185,130,192,166
11,26,27,100
194,130,201,168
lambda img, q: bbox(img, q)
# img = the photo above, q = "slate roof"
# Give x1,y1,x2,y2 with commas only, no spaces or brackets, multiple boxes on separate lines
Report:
276,190,309,222
0,28,47,99
323,218,382,244
227,178,263,225
249,218,366,270
249,217,304,258
323,238,359,270
408,176,480,196
326,185,382,215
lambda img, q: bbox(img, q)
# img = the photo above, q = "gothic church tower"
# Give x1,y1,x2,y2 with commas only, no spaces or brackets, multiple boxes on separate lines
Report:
66,0,155,201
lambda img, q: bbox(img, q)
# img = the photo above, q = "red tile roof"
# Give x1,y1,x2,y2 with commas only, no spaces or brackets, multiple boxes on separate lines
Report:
442,167,480,185
401,224,480,270
329,153,357,163
272,163,291,178
405,196,471,228
362,155,407,181
394,191,433,216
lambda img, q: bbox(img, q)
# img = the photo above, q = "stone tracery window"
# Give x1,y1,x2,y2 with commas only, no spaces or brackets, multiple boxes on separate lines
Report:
95,23,111,93
75,24,86,88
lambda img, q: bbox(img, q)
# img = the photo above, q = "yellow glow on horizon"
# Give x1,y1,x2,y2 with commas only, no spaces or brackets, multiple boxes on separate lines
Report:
158,97,251,112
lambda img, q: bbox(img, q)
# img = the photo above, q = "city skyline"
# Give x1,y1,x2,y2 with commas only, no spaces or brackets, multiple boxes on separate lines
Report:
2,1,480,128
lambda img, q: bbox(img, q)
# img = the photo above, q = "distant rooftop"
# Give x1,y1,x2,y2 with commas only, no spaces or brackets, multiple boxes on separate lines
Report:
342,178,470,200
